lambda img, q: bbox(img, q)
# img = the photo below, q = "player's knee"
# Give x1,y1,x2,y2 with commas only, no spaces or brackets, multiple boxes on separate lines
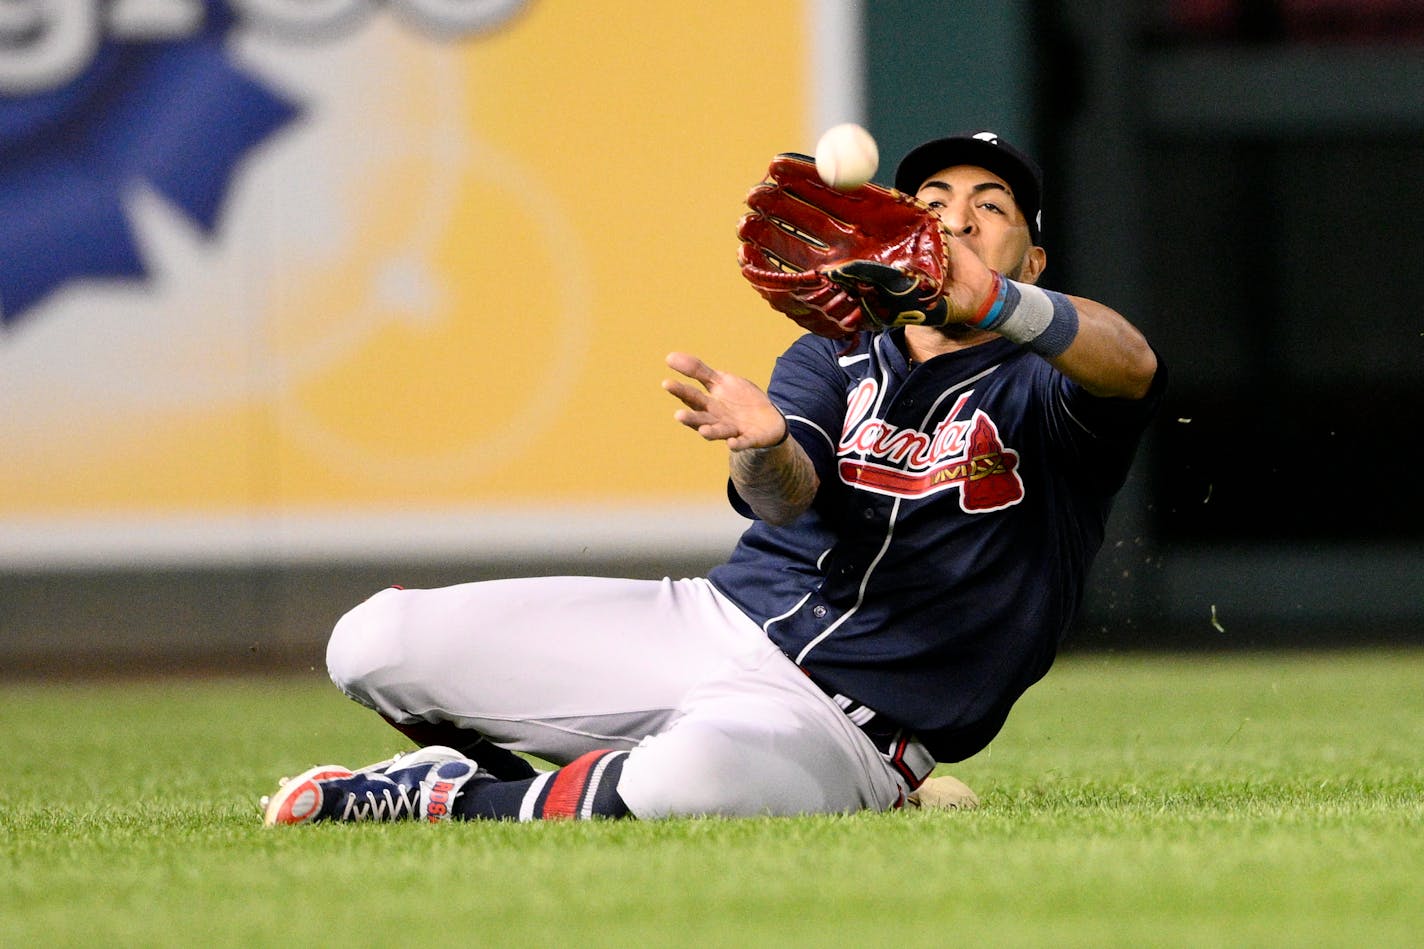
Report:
617,735,735,818
617,723,815,819
325,587,407,706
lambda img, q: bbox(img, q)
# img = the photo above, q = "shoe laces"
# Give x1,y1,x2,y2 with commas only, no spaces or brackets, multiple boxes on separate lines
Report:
339,781,420,821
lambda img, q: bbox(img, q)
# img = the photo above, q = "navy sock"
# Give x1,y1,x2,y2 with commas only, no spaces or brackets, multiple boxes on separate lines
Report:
455,749,632,821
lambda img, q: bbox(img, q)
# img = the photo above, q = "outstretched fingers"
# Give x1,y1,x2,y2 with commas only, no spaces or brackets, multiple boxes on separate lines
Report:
663,353,719,439
662,352,786,449
662,356,709,416
665,351,719,387
661,376,707,412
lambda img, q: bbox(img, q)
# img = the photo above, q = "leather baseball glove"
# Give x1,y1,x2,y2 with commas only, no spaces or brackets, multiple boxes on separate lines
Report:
737,154,952,339
905,773,980,810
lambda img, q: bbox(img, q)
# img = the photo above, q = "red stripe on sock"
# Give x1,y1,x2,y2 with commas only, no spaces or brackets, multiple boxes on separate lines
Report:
540,751,608,820
888,735,925,790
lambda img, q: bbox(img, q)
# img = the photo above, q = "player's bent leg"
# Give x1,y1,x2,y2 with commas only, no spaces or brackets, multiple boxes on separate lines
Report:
322,592,535,779
615,651,908,818
325,585,412,722
325,577,760,767
616,717,896,819
616,720,833,818
311,576,905,821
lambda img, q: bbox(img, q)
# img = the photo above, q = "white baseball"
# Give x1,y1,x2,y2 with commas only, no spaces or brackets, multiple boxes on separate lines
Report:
814,123,879,191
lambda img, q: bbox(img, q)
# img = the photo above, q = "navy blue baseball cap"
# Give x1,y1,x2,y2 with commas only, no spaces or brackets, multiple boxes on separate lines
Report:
894,131,1043,245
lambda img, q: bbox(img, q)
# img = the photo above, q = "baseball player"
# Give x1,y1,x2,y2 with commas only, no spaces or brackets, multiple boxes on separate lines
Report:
262,131,1163,825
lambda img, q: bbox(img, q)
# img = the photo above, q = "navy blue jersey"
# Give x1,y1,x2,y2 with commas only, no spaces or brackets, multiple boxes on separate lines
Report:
708,328,1164,762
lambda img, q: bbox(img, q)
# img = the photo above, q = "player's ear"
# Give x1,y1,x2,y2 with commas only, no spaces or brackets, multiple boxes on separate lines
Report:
1016,245,1047,285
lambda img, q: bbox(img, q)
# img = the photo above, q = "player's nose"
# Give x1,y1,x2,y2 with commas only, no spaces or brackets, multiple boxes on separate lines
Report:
932,203,975,236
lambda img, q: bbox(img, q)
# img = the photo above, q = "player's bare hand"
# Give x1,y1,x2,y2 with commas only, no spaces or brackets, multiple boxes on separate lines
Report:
663,352,787,452
937,233,1001,324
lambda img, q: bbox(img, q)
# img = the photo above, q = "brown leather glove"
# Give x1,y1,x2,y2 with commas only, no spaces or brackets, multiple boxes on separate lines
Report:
737,154,952,339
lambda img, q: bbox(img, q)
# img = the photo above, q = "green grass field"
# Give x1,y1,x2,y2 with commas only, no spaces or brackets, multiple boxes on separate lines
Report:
3,649,1421,947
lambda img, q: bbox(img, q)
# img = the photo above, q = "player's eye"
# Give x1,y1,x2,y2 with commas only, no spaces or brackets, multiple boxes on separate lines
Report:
925,200,946,210
978,201,1004,215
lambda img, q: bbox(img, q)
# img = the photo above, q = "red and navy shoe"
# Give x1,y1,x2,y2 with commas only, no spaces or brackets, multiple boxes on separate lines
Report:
261,746,489,825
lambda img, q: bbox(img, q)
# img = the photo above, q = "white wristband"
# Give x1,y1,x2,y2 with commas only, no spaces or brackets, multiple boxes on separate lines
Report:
973,277,1080,357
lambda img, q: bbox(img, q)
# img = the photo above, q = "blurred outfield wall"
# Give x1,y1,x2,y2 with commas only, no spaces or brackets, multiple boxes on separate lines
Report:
0,0,874,668
0,0,868,569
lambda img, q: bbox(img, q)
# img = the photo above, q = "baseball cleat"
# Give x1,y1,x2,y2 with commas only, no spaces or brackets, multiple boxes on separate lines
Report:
260,765,354,825
261,746,489,826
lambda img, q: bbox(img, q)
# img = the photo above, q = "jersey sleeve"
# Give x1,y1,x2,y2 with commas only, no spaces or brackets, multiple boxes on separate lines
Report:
767,336,851,478
1044,349,1168,495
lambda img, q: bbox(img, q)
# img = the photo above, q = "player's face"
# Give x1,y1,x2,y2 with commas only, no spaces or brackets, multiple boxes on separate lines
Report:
916,165,1045,283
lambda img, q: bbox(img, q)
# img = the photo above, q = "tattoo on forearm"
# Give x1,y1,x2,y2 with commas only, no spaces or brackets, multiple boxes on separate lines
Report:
730,440,818,526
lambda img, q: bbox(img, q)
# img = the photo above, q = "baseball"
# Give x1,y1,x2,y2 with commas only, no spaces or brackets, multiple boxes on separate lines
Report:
815,123,879,191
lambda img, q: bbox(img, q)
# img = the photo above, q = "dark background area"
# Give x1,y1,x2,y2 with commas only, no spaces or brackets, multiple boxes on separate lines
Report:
867,0,1422,650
